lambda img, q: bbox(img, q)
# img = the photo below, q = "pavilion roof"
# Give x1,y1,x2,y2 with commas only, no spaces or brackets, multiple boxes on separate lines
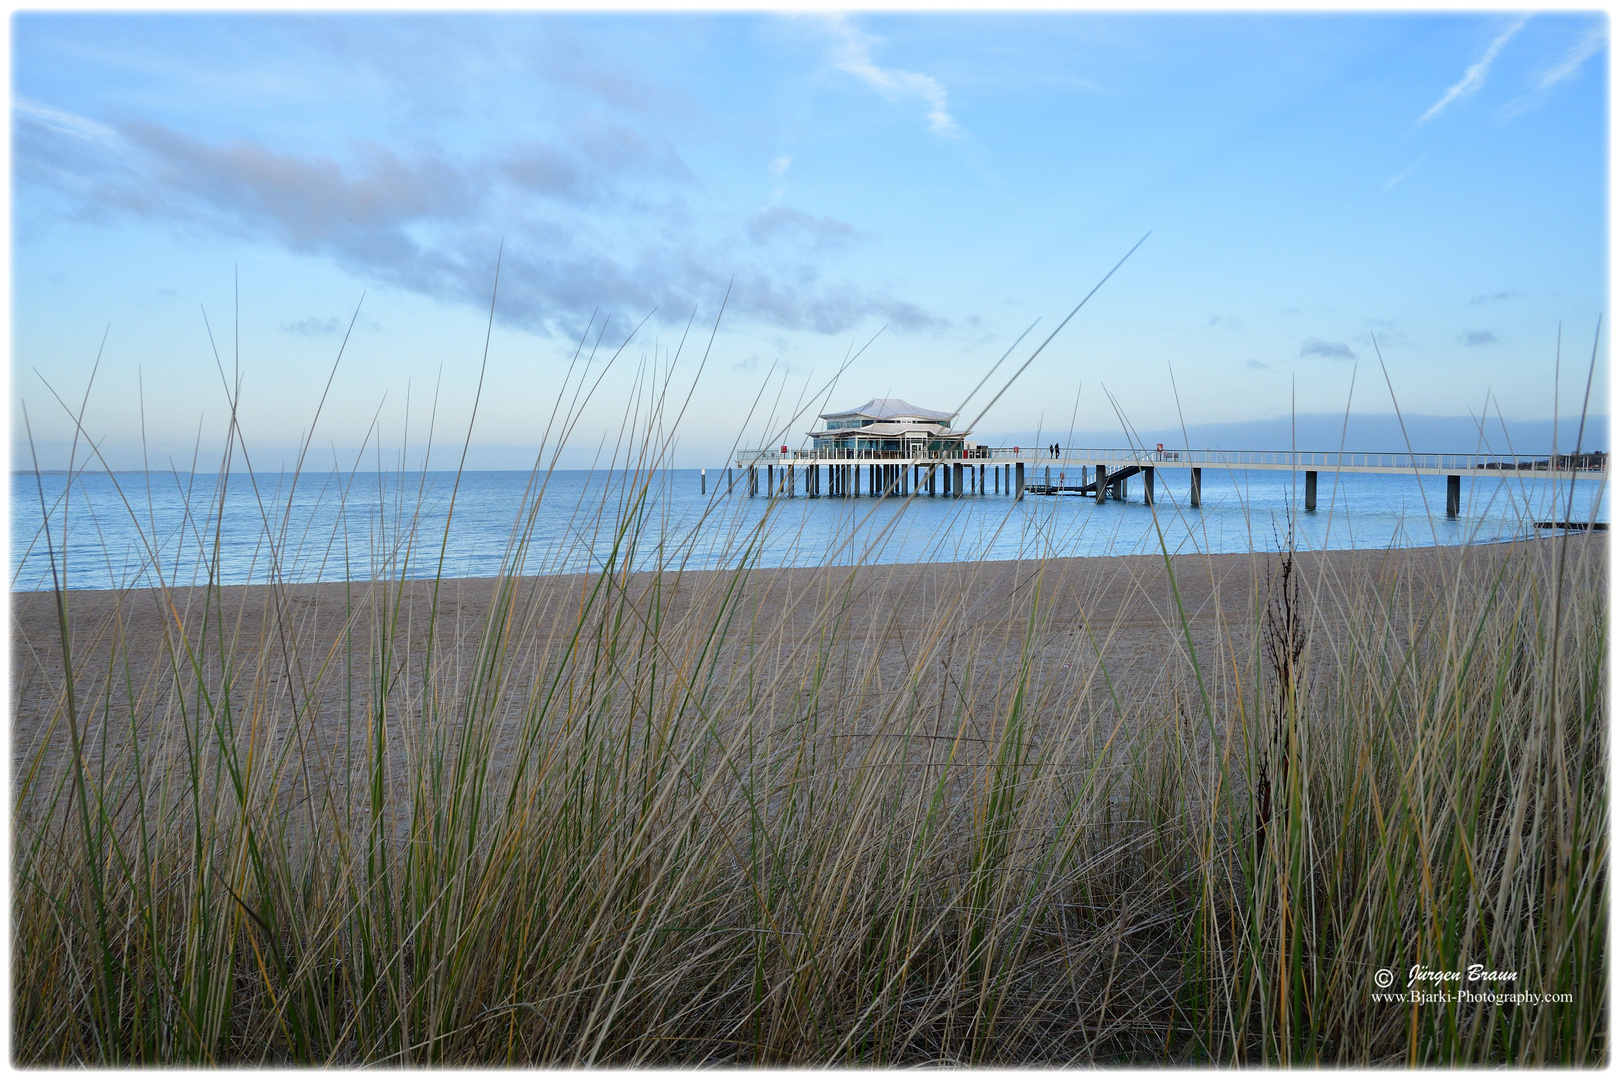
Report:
819,398,956,423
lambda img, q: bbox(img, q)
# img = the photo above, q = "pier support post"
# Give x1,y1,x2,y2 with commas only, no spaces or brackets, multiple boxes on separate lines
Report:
979,464,985,494
1015,462,1025,500
995,466,1000,494
767,464,774,497
953,462,963,498
728,468,734,494
1304,470,1317,512
1045,465,1051,492
701,468,706,494
1446,474,1460,517
1095,464,1108,503
1190,467,1201,508
1143,466,1154,505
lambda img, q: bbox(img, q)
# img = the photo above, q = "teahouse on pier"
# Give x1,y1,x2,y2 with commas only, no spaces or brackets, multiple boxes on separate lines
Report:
728,398,1605,518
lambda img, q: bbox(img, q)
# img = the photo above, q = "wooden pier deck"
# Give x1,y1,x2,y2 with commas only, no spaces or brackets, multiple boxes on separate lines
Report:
729,446,1605,518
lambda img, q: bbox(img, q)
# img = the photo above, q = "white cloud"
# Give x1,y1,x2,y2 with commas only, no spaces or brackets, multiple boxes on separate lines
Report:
13,95,116,142
1415,16,1529,126
822,16,958,136
1537,25,1604,89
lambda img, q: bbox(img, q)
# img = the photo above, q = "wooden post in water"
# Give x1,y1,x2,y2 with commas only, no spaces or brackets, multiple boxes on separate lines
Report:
1446,474,1461,517
1015,462,1025,500
1143,466,1154,505
1190,467,1201,508
701,468,706,494
1095,464,1108,504
767,464,774,497
1304,470,1317,512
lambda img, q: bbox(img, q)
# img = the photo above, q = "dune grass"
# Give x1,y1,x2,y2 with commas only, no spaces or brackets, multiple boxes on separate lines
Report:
10,340,1608,1066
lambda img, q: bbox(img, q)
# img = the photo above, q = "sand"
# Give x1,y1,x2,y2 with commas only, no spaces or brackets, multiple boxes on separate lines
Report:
17,538,1598,811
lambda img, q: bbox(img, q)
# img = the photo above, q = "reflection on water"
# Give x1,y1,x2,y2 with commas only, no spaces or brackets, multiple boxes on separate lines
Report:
11,467,1609,592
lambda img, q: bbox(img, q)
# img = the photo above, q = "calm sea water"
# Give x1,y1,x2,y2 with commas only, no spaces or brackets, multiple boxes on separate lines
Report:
10,466,1609,592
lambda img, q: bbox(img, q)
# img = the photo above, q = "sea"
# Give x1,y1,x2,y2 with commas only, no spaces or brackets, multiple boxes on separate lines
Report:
10,466,1610,593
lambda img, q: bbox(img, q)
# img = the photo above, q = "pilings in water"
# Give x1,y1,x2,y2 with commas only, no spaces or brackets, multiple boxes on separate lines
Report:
740,458,1479,519
701,468,707,494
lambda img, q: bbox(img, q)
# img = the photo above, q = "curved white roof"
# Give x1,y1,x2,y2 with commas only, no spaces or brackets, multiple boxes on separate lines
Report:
819,398,956,423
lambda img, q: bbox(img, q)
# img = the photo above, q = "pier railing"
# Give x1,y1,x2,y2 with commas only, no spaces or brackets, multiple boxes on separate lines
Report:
735,446,1607,473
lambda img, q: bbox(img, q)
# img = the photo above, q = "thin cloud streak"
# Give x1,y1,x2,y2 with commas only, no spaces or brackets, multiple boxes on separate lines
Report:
13,96,115,142
1383,158,1422,190
823,15,958,136
1415,16,1529,126
1538,25,1604,89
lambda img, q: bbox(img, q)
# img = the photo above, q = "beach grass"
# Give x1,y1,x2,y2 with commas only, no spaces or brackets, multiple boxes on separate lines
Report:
10,346,1608,1065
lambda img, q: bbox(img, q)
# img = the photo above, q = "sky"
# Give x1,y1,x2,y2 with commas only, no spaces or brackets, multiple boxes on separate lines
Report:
11,10,1610,472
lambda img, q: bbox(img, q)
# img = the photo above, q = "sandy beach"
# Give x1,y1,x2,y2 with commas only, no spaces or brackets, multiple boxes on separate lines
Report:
14,537,1595,798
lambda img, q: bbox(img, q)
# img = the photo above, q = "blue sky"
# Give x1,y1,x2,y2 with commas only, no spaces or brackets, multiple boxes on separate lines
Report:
12,11,1609,471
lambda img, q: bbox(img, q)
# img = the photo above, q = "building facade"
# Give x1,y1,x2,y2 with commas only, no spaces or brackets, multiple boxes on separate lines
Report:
809,398,973,455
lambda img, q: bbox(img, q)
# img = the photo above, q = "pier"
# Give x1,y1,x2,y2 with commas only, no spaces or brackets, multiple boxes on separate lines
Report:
732,446,1605,518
